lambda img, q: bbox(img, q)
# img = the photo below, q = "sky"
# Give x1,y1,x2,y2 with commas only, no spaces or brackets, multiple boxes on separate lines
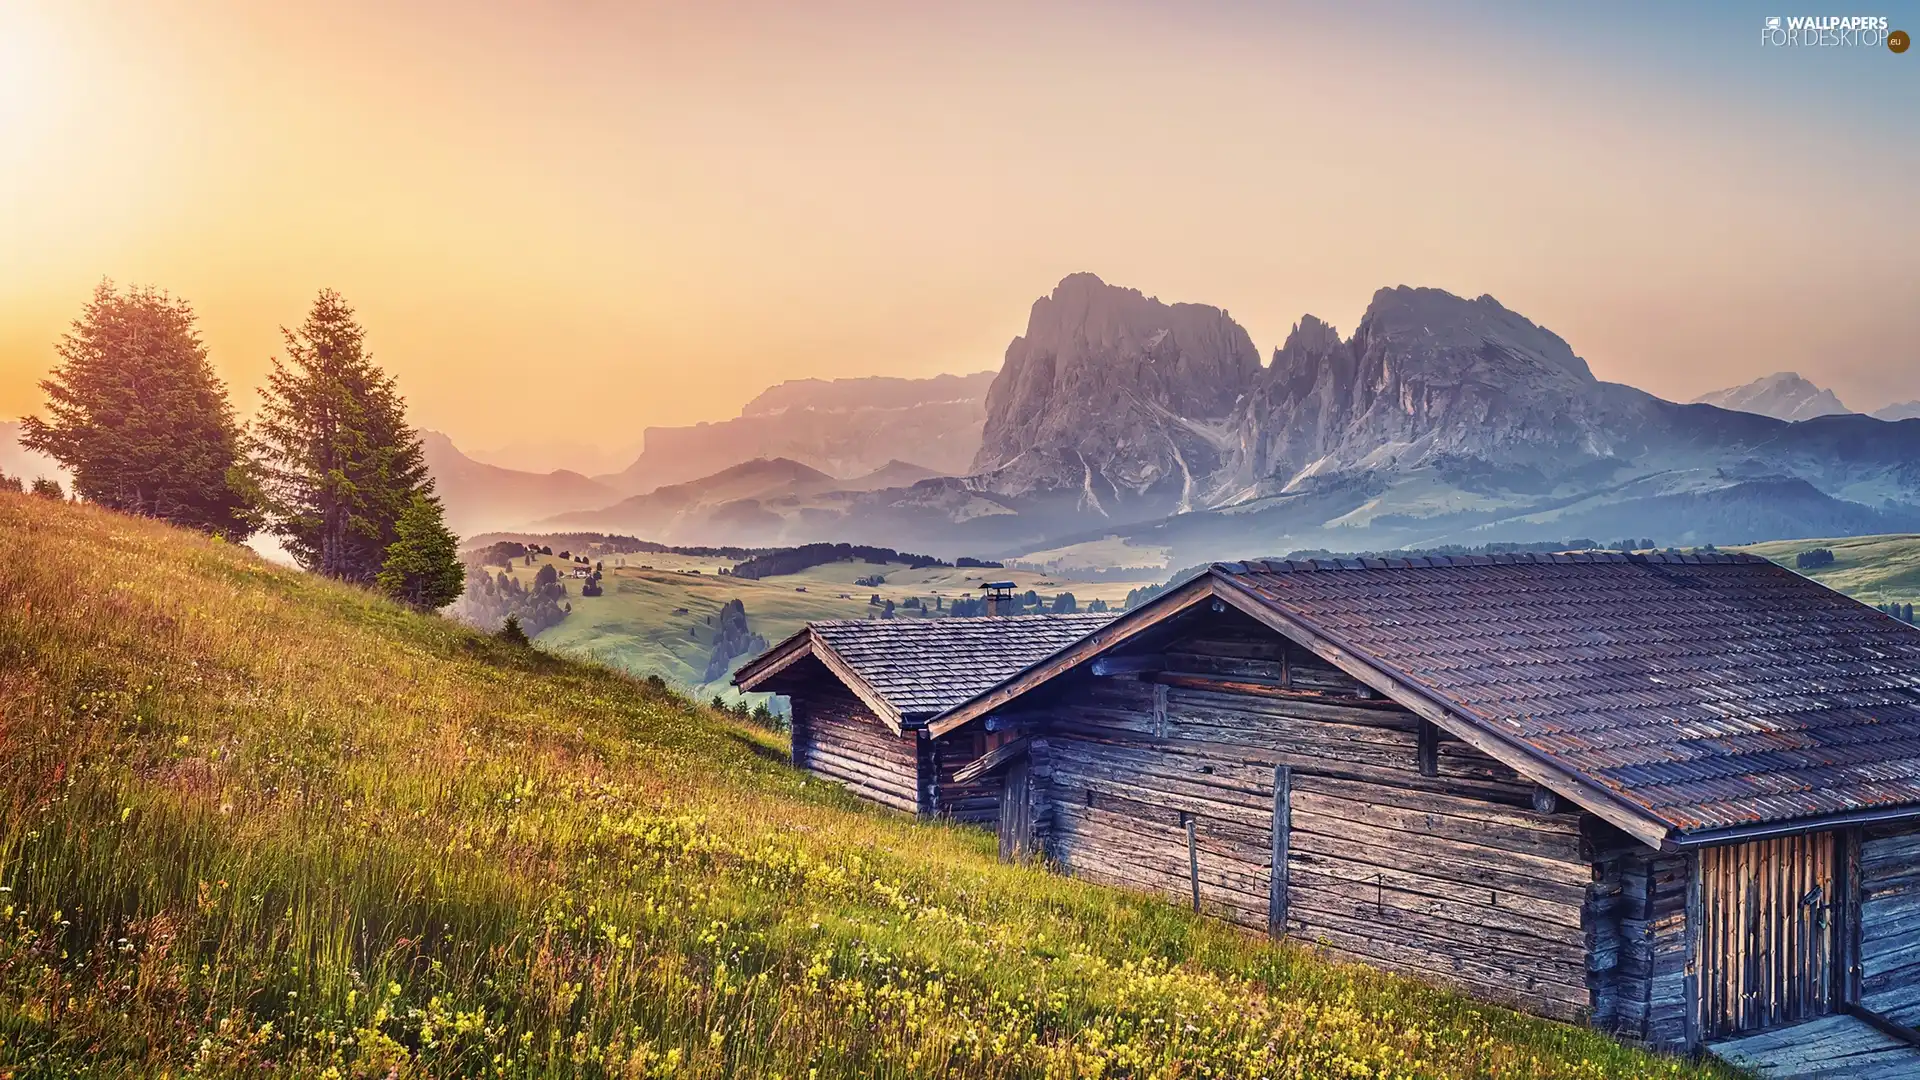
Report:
2,1,1915,469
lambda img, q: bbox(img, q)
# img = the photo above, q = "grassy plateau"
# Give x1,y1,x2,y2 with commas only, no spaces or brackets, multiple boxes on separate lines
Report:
1740,533,1920,607
500,553,1154,701
0,494,1735,1078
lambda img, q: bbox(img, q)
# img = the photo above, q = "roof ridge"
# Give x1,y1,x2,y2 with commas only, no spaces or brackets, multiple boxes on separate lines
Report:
1215,551,1768,574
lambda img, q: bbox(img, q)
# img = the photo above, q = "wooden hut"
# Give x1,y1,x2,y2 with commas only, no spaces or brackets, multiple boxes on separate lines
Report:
733,613,1112,821
921,554,1920,1061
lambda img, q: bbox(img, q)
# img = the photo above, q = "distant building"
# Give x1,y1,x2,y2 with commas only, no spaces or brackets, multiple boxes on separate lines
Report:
733,613,1114,822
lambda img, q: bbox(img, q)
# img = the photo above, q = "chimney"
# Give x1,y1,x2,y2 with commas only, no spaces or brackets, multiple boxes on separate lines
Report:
985,581,1016,617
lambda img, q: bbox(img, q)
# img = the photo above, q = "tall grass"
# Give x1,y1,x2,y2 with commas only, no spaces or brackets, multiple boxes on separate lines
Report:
0,495,1736,1078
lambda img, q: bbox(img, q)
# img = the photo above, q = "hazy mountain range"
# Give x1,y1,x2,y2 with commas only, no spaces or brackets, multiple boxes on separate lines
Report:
589,372,993,494
8,280,1919,566
1693,372,1920,424
504,274,1920,563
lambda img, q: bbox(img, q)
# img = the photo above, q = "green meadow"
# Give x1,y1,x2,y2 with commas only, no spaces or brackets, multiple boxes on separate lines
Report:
1741,533,1920,607
496,552,1152,701
0,494,1734,1078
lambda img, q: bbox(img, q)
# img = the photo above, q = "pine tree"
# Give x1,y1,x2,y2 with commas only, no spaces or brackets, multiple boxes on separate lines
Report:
30,477,64,500
253,290,433,584
21,282,255,537
375,494,465,611
495,613,530,646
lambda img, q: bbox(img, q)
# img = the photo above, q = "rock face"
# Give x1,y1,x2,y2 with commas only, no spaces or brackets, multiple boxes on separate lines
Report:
1694,372,1853,422
1873,400,1920,422
973,273,1261,514
1222,289,1648,501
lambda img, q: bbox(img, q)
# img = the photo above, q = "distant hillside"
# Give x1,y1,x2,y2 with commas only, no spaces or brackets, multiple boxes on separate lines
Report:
420,429,619,536
598,372,992,494
1875,401,1920,422
1742,532,1920,607
542,457,842,542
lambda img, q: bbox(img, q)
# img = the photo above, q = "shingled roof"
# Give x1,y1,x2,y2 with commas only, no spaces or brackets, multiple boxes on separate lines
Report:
735,613,1115,730
929,552,1920,847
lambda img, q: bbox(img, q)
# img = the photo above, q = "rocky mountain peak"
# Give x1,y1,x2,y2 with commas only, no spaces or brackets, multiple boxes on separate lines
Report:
1694,372,1852,422
973,273,1261,514
1355,286,1595,384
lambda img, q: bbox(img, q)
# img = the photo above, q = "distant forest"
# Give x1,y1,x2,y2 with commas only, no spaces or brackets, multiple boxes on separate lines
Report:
464,531,770,560
729,542,1001,580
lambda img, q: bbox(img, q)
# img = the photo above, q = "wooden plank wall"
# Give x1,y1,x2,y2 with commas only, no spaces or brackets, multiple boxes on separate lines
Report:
789,679,924,815
1010,616,1599,1023
1858,823,1920,1026
1695,834,1836,1039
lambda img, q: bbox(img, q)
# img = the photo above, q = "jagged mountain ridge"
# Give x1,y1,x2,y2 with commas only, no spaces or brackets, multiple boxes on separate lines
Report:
1693,372,1853,422
832,276,1920,559
528,275,1920,558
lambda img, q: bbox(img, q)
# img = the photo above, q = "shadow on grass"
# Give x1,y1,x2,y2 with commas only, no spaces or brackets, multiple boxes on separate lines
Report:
723,726,794,767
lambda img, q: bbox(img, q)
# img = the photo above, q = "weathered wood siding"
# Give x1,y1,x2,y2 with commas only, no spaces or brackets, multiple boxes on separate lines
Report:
1859,823,1920,1025
775,659,997,820
1003,615,1597,1023
1694,834,1838,1040
1585,837,1691,1051
928,728,999,824
790,680,923,815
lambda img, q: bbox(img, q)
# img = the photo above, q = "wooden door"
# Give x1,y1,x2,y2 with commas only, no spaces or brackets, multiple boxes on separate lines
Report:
997,758,1031,862
1697,833,1840,1038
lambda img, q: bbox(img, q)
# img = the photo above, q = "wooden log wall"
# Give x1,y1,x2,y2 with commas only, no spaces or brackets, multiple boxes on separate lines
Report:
1007,616,1600,1023
1858,823,1920,1025
789,678,923,815
927,728,999,824
1584,832,1692,1051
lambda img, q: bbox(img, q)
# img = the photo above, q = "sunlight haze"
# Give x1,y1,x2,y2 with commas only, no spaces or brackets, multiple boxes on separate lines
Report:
2,0,1915,462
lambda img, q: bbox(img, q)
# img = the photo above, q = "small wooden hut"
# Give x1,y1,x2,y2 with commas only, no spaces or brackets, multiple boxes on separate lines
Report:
733,613,1112,821
921,553,1920,1059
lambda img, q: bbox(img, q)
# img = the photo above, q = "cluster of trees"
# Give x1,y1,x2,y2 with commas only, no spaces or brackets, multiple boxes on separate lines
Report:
701,598,768,682
1876,602,1915,624
729,542,947,581
17,282,462,611
942,590,1106,617
453,562,571,636
0,471,64,499
1797,548,1837,570
464,532,765,561
708,693,787,733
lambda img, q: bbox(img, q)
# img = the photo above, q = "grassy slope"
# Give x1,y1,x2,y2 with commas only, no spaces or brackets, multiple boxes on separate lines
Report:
0,495,1731,1079
503,554,1154,699
1739,534,1920,607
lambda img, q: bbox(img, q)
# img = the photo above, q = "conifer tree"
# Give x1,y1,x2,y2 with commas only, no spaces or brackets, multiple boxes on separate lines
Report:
253,290,433,584
21,282,255,537
375,493,465,611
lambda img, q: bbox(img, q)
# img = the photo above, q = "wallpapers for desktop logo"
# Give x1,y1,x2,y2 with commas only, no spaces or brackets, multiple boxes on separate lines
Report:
1761,14,1906,49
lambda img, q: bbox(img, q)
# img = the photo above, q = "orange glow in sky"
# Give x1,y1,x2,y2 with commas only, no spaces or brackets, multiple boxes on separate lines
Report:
3,2,1915,462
